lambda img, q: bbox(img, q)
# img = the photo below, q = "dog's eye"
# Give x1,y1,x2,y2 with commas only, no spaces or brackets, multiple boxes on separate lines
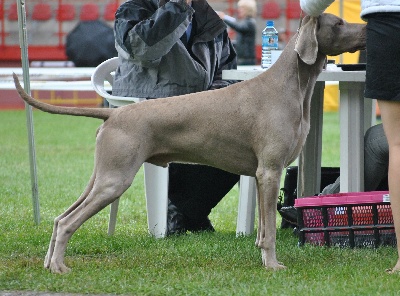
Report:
335,19,344,26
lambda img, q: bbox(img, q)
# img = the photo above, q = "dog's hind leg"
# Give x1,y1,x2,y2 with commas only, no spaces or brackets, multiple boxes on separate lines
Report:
44,170,96,270
48,161,140,274
47,130,145,273
255,165,286,271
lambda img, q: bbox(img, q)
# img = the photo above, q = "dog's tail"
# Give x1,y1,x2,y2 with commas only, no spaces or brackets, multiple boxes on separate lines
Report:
13,73,112,120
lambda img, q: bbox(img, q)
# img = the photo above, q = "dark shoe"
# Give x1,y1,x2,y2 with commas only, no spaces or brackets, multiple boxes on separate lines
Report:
278,206,298,226
166,202,215,236
185,216,215,233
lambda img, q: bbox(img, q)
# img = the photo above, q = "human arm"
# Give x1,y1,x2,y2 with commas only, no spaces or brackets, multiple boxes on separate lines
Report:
222,16,255,34
217,11,254,35
217,11,236,22
114,0,194,62
300,0,335,17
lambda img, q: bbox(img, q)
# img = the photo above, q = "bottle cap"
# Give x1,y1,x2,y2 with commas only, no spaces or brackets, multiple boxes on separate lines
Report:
266,20,274,27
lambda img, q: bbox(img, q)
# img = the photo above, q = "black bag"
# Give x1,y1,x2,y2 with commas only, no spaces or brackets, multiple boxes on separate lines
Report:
279,166,340,228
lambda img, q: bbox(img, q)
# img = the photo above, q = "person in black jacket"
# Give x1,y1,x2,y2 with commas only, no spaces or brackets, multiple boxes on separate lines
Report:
217,0,257,65
113,0,240,235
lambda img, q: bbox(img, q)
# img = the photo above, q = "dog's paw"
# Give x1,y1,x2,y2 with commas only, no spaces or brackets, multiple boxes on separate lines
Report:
261,250,286,271
264,262,287,271
50,262,71,274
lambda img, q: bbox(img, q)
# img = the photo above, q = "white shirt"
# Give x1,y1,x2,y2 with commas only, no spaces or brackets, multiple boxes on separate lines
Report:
300,0,400,18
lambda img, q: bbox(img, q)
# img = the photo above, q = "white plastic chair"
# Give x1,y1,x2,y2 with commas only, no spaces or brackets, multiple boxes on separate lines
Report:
91,57,257,237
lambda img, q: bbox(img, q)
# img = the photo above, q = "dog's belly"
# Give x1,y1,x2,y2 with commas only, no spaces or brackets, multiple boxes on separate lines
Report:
146,146,259,177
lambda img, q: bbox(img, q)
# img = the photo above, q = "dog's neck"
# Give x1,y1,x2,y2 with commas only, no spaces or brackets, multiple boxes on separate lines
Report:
296,51,327,99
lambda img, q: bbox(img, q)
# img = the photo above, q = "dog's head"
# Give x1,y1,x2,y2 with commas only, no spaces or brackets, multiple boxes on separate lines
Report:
295,13,366,65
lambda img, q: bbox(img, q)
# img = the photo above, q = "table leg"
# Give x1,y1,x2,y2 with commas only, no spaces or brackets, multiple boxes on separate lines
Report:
339,82,365,192
298,81,324,198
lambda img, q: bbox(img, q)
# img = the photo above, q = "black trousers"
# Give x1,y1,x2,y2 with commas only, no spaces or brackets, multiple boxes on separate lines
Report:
168,163,240,221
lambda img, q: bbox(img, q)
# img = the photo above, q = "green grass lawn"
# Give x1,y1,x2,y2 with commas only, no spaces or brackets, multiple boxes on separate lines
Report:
1,110,399,295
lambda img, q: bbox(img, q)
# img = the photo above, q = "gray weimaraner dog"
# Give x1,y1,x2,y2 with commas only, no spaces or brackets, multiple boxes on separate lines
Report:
14,13,365,273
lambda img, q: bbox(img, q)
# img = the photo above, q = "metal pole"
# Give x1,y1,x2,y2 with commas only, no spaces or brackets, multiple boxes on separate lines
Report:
1,0,5,46
58,0,62,47
17,0,40,225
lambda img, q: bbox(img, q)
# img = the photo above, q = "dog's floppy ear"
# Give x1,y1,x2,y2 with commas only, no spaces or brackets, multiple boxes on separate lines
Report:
295,15,318,65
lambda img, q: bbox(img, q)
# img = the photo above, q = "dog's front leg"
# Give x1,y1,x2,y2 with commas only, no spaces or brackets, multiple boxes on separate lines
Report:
255,166,286,271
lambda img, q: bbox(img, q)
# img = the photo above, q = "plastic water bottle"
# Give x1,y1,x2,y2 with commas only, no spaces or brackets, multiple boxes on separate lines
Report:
261,20,279,69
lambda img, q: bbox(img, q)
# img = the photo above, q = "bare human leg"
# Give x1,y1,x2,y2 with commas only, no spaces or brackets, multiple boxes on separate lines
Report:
377,100,400,273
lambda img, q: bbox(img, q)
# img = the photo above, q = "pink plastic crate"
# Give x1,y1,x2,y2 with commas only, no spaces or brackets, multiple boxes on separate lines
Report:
295,191,396,248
